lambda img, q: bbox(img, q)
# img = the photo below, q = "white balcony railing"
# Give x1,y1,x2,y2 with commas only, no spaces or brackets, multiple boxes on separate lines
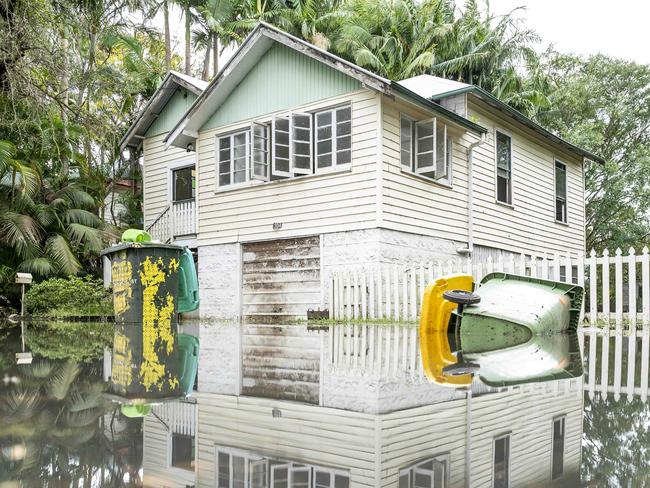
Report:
146,200,196,243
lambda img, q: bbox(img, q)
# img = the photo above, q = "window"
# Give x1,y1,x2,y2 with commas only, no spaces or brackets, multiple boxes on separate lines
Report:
217,104,352,189
316,106,351,169
555,161,567,223
552,417,565,480
399,455,448,488
400,115,452,184
218,130,249,187
215,447,350,488
496,131,512,204
493,435,510,488
171,433,194,471
172,166,195,202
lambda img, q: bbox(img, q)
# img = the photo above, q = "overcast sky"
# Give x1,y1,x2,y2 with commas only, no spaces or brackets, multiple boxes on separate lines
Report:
487,0,650,64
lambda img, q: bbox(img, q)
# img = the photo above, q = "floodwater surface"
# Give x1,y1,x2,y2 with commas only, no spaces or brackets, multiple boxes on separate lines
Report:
0,321,648,487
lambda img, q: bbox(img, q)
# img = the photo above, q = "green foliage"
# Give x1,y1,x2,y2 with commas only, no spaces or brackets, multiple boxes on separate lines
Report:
25,321,113,363
25,276,113,317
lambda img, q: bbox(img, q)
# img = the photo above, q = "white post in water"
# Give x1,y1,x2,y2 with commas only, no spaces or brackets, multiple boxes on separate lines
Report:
15,273,32,318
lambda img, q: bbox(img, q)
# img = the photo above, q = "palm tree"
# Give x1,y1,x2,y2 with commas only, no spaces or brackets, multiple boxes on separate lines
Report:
274,0,345,51
335,0,455,80
194,0,237,79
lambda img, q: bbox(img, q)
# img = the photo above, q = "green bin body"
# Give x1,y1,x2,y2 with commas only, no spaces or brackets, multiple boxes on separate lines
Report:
177,248,200,314
177,333,199,395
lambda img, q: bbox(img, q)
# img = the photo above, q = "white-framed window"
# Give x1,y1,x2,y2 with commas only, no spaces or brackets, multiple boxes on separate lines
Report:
215,446,350,488
217,130,249,187
398,454,449,488
400,114,453,185
551,416,566,480
171,433,194,471
171,165,196,202
495,130,512,204
315,105,352,169
493,434,511,488
216,104,352,190
555,160,567,223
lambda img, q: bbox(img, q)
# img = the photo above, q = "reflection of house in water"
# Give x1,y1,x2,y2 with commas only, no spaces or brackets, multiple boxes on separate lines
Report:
142,324,583,487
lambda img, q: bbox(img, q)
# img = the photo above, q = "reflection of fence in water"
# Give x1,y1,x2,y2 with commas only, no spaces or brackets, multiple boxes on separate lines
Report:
581,330,650,402
328,247,650,331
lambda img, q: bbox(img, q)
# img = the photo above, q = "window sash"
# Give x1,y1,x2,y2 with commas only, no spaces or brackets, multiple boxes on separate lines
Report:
495,131,512,204
291,112,313,175
415,119,436,173
555,161,567,222
172,166,195,201
217,130,249,188
493,436,510,488
272,115,291,178
251,122,270,181
552,417,565,479
400,116,413,169
315,106,352,170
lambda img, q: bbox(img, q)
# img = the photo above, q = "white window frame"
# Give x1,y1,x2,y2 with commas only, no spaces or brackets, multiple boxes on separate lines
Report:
216,129,250,189
400,113,453,187
168,159,196,205
554,159,568,224
215,445,265,488
551,415,566,480
272,114,292,178
315,105,352,172
494,128,513,207
398,453,450,488
492,433,511,488
415,118,436,174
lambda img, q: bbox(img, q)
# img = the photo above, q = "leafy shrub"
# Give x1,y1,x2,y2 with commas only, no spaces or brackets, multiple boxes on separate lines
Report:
25,321,113,362
25,276,113,317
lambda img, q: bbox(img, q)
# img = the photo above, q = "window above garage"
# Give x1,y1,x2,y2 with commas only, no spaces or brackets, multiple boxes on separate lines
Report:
216,104,351,189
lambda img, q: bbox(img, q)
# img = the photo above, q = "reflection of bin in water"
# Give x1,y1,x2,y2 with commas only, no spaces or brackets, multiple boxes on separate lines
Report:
110,321,181,399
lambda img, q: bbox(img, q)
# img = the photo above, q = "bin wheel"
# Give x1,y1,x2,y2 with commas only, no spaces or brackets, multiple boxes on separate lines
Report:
443,361,480,376
443,289,481,305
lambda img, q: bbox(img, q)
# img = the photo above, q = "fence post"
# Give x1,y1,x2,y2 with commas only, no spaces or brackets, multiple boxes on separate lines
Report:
589,250,598,326
600,332,609,399
553,253,560,281
361,270,368,320
641,246,650,330
328,274,335,320
603,249,610,329
384,267,391,320
577,252,585,324
615,248,623,331
393,265,400,321
641,332,649,402
628,247,637,333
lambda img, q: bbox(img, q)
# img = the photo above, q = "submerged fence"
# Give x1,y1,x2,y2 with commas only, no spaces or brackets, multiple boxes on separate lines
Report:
328,247,650,330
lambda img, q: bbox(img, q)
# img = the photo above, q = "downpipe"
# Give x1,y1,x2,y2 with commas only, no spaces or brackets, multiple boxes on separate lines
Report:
457,134,488,256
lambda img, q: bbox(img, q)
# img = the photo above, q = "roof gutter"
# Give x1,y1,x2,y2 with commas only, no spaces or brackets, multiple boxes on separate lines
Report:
391,82,487,136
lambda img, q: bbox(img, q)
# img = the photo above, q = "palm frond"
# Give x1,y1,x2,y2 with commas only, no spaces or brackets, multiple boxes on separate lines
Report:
47,361,81,401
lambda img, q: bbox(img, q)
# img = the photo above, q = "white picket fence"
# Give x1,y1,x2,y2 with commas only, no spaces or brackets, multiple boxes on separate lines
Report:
327,247,650,330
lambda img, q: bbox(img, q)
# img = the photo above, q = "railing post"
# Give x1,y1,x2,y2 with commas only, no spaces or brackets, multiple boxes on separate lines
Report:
628,247,637,333
615,248,623,331
589,250,598,326
603,249,610,329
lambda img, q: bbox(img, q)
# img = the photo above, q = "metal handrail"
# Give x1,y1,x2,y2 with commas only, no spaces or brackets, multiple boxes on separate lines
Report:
145,204,170,233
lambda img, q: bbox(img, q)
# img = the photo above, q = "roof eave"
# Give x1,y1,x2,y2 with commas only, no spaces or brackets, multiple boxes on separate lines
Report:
391,82,487,135
434,86,605,164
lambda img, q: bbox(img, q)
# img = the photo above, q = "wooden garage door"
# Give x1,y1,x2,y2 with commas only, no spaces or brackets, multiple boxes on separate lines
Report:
242,236,321,323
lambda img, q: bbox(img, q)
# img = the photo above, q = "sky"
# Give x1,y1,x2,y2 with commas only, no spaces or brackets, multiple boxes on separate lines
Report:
486,0,650,64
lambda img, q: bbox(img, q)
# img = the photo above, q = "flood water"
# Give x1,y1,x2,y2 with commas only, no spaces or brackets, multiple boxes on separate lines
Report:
1,321,648,487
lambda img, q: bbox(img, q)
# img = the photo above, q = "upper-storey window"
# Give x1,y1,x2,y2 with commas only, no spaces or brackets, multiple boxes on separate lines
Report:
400,114,452,185
216,104,352,189
555,160,568,223
495,130,512,205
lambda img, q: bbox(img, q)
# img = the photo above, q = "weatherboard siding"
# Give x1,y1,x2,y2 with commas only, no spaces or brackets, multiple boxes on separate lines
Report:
145,88,198,138
195,89,379,246
467,99,586,257
194,393,377,487
142,134,195,229
380,95,586,257
202,42,361,130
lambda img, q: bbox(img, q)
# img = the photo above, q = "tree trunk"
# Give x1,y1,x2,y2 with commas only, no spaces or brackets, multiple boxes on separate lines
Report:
201,33,212,81
163,0,171,71
184,3,191,75
213,34,219,77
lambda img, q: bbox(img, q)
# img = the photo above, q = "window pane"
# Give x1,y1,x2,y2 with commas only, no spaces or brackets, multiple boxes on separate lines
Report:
336,106,351,122
291,468,310,488
273,117,291,176
233,456,246,488
218,135,232,187
272,466,289,488
318,125,332,141
292,113,312,172
337,150,351,165
416,120,435,171
317,111,332,126
552,418,565,479
493,436,510,488
399,473,409,488
435,124,447,180
555,161,567,222
337,135,351,151
217,452,230,488
251,462,267,488
171,433,194,470
334,475,350,488
496,132,511,170
315,471,331,488
173,166,194,201
400,117,413,168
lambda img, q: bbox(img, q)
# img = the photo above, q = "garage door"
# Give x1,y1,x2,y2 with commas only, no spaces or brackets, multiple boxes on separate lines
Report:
241,236,321,323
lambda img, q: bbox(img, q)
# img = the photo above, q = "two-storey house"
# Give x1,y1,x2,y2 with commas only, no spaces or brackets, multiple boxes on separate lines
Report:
120,23,603,322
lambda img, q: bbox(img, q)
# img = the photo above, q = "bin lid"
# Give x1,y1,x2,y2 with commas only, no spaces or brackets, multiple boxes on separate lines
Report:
100,241,186,257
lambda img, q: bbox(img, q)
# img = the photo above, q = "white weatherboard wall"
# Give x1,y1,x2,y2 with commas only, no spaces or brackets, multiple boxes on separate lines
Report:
194,89,379,246
380,95,586,258
467,99,585,257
